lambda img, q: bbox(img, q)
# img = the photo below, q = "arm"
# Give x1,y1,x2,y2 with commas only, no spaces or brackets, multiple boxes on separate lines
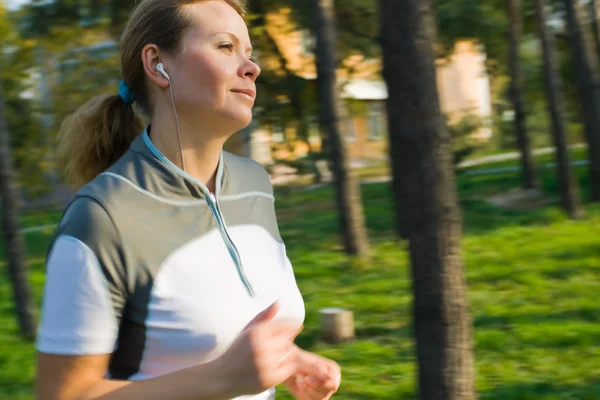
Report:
37,297,300,400
36,353,233,400
36,305,301,400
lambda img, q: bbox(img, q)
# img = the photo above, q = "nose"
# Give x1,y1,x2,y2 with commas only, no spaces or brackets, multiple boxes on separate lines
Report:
241,57,261,82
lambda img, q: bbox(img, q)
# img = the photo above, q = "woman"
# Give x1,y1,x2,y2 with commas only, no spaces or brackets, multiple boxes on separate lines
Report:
35,1,341,399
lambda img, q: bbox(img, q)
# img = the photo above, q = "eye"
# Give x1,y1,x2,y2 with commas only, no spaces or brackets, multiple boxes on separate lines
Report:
249,56,257,63
218,42,234,52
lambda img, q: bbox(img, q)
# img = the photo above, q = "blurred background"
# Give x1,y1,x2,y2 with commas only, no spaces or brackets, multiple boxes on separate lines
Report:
0,0,599,399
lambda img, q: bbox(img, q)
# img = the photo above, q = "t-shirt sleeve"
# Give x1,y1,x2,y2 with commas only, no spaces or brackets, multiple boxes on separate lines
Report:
36,197,127,356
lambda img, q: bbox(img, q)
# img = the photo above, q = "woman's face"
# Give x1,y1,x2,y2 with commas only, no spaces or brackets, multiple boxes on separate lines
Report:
165,1,261,136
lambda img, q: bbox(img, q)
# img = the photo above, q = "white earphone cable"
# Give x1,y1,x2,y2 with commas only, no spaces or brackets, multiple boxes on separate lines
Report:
168,79,186,172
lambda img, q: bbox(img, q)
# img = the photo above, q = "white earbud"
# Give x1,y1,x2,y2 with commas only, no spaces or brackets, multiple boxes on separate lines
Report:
156,62,170,81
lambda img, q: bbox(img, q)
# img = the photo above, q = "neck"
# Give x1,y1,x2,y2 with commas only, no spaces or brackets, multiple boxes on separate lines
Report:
150,114,227,194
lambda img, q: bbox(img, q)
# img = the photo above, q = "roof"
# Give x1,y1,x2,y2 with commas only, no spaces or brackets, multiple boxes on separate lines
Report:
340,79,388,100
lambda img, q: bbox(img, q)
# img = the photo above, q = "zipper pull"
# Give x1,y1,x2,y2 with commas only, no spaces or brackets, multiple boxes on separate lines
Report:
205,191,216,204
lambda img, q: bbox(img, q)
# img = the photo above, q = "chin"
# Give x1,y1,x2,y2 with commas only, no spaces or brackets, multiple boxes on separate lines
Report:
225,111,253,131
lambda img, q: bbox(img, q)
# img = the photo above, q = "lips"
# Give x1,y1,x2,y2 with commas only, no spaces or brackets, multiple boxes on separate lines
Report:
231,88,256,100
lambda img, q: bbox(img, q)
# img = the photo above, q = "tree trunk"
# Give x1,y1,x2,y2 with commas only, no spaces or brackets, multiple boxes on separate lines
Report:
0,82,36,340
563,0,600,202
377,0,476,399
311,0,370,257
535,0,584,218
590,0,600,61
508,0,539,189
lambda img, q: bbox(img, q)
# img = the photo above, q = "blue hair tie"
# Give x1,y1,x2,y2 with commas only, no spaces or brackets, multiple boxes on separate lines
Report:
118,80,135,105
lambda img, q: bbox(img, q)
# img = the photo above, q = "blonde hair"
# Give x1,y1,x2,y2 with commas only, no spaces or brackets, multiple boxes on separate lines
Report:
56,0,248,188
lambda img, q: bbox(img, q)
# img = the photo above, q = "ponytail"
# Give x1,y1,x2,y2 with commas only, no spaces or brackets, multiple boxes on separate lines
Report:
56,94,144,188
56,0,250,189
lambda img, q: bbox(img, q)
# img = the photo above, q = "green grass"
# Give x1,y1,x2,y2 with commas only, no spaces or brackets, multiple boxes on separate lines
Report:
1,166,599,399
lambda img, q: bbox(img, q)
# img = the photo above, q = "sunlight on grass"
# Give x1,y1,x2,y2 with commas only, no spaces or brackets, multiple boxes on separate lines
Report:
463,146,589,172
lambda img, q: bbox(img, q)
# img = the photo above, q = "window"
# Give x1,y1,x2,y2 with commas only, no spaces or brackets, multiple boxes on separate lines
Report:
367,102,387,141
345,117,357,143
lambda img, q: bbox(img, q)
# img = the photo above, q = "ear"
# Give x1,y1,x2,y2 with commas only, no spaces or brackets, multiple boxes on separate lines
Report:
142,44,170,88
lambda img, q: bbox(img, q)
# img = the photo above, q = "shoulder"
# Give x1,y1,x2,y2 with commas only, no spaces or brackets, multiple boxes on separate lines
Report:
54,196,124,276
57,196,118,246
223,151,270,179
38,201,126,357
76,159,138,204
223,151,273,195
50,195,128,295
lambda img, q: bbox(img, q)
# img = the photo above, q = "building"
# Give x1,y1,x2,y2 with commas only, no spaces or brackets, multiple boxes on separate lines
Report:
242,8,493,166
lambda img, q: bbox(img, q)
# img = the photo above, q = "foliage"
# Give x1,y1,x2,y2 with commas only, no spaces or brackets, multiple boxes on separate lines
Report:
435,0,508,70
332,0,380,60
9,2,126,199
45,28,121,126
0,5,53,197
447,114,484,166
21,0,114,37
265,0,380,60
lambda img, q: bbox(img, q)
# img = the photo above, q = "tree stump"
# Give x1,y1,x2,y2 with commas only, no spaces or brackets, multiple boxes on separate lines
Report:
320,308,355,343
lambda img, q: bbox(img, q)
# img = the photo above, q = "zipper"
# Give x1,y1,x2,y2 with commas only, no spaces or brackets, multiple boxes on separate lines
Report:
142,133,253,295
205,192,256,297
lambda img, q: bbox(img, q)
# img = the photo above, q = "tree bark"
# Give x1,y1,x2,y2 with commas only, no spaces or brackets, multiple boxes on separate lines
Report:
562,0,600,202
535,0,584,218
590,0,600,62
508,0,539,189
0,82,36,340
311,0,370,257
377,0,476,398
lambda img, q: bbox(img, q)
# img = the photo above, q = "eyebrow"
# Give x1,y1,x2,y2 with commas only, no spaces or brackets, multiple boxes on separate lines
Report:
213,31,253,53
